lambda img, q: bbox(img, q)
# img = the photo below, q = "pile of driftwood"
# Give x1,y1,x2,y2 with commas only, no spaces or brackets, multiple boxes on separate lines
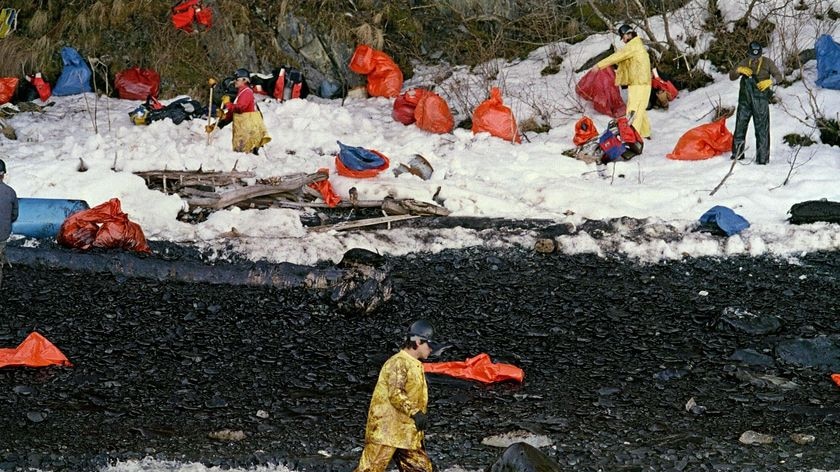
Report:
134,168,450,231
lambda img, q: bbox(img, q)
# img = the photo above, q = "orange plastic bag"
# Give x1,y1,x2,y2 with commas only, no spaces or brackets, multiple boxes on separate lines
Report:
335,149,390,178
573,116,598,146
832,373,840,388
393,88,426,125
0,77,19,104
308,169,341,207
58,198,151,253
0,332,72,368
349,44,403,98
423,353,524,384
415,91,454,134
666,119,733,160
472,87,520,143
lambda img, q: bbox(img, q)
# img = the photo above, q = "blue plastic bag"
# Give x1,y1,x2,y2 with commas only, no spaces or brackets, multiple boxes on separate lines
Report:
336,141,386,171
699,206,750,236
53,47,93,96
815,35,840,90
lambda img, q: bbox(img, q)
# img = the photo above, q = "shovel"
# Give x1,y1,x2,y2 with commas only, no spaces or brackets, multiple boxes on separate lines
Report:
206,77,217,145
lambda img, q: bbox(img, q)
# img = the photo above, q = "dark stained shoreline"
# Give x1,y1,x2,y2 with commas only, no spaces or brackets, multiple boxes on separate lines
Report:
1,245,839,471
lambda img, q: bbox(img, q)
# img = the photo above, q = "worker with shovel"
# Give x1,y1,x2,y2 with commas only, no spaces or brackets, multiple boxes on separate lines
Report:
353,320,447,472
210,68,271,155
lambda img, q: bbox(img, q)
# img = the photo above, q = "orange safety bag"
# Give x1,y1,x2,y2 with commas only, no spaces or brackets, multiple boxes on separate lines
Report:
349,44,403,98
423,353,524,384
0,332,72,368
0,77,18,104
472,87,520,143
415,91,454,134
666,119,733,160
573,116,599,146
335,149,390,179
58,198,151,253
832,373,840,388
171,0,198,31
393,88,426,125
308,169,341,207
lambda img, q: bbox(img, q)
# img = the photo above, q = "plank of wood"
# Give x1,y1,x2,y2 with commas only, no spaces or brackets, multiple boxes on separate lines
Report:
210,172,326,210
308,214,420,233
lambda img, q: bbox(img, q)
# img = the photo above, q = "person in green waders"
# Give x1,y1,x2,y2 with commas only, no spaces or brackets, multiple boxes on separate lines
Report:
729,41,783,164
353,320,447,472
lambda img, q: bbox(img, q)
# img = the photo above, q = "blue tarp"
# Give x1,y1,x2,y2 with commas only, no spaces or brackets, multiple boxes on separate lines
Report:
336,141,386,171
815,34,840,90
699,206,750,236
53,47,93,96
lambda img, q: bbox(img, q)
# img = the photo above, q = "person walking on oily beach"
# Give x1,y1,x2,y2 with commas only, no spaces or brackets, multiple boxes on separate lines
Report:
595,24,652,139
0,159,18,288
353,320,447,472
729,41,783,164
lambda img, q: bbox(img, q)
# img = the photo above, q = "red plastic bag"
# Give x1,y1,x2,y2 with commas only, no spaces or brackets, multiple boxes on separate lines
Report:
573,116,598,146
194,4,213,28
349,44,403,98
472,87,520,143
415,91,454,134
393,89,426,125
58,198,151,253
335,149,390,178
308,169,341,207
617,116,641,144
0,77,18,104
666,119,733,160
832,373,840,388
423,353,524,384
115,67,160,100
576,67,626,118
171,0,198,32
0,332,72,369
30,73,52,101
652,76,678,101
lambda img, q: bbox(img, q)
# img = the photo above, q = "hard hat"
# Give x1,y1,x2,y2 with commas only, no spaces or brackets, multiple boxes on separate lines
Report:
0,159,5,174
234,68,251,80
617,24,634,36
748,41,762,58
407,320,451,356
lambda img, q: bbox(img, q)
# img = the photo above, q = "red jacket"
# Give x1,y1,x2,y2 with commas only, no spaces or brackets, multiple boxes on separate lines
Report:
224,85,256,119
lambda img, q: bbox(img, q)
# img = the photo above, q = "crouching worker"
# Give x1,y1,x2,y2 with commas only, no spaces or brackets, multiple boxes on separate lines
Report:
220,68,271,155
354,320,446,472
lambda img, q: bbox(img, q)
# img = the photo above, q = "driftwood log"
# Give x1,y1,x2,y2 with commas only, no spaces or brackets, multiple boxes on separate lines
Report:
186,172,327,210
135,169,257,194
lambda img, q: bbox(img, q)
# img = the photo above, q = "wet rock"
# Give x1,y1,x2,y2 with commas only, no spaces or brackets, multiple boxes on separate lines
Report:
534,239,555,254
775,336,840,371
655,368,688,381
26,412,46,423
481,431,553,449
790,433,815,445
739,431,774,445
729,349,774,367
208,430,246,442
488,442,563,472
719,307,781,335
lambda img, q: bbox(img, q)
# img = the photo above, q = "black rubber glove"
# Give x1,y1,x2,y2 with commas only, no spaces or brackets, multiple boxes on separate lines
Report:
412,412,428,431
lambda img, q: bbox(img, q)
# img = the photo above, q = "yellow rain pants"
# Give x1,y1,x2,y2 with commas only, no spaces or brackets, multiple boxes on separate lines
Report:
354,443,433,472
626,84,651,138
232,111,271,153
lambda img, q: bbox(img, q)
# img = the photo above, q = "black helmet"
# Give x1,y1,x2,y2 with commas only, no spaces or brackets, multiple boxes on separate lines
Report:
617,24,634,37
0,159,5,174
407,320,450,356
234,68,251,80
748,42,762,58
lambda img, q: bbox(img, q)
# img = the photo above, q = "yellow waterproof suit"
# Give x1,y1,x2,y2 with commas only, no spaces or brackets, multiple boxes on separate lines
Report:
232,111,271,153
596,36,652,138
354,350,432,472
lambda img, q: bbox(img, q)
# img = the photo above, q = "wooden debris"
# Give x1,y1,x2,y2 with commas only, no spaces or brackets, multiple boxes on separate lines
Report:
382,198,451,217
199,172,326,210
309,214,420,233
135,169,257,193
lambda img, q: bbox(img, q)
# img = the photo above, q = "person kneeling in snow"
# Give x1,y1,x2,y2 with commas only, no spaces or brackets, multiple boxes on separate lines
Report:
220,68,271,155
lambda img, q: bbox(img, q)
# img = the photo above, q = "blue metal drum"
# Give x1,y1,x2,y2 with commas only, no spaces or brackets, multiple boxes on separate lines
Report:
11,198,90,239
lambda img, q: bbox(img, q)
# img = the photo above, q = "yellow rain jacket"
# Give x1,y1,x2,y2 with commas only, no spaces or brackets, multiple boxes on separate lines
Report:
232,111,271,153
596,36,651,86
364,350,428,450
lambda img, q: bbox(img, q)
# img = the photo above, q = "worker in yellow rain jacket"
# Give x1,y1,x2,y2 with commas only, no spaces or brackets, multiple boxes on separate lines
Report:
595,24,652,139
354,320,448,472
